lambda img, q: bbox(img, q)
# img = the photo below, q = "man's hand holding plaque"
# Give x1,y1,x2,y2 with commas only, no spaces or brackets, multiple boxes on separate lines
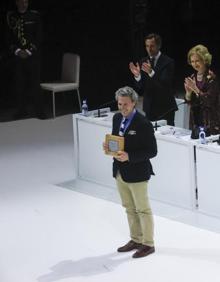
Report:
104,134,124,156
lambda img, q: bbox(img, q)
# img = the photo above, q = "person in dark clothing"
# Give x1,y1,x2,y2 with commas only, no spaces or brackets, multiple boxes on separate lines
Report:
184,44,220,136
104,86,157,258
6,0,45,119
129,33,177,125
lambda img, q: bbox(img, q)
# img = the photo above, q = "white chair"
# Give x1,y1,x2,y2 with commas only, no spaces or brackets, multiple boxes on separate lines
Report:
41,53,81,118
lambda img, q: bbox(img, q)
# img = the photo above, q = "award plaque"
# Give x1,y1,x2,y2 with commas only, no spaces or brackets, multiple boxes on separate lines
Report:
105,134,124,156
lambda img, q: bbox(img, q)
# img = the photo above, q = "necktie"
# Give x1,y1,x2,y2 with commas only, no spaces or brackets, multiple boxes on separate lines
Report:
119,118,128,136
149,57,155,69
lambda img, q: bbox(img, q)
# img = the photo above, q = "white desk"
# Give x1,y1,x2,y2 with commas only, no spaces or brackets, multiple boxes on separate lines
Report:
73,113,197,210
73,112,166,188
196,141,220,217
73,113,115,188
149,126,196,209
72,112,220,216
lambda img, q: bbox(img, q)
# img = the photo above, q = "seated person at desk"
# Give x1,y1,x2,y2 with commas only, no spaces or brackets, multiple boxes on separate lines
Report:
184,44,220,137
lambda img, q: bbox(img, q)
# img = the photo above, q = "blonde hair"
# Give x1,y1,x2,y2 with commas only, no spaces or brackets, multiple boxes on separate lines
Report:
187,44,212,66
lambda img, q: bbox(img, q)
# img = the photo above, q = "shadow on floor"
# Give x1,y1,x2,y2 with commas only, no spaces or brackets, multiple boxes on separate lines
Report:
37,252,131,281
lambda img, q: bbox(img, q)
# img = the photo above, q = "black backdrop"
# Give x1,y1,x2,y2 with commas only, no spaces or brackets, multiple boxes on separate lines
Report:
1,0,220,117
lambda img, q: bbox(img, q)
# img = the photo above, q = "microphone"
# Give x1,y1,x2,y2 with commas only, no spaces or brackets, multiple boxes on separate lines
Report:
210,135,220,145
153,100,186,130
94,100,116,118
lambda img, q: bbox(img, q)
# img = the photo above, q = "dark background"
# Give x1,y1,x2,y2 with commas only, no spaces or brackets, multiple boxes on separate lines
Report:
1,0,220,120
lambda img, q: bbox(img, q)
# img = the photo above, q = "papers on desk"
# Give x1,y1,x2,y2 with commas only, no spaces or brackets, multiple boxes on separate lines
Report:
157,126,191,139
157,126,220,145
174,128,192,138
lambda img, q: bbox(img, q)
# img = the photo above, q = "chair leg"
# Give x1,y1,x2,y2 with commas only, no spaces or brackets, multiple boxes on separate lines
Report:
52,91,56,118
77,89,82,111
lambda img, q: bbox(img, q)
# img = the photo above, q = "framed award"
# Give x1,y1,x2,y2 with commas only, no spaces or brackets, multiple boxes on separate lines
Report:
105,134,124,156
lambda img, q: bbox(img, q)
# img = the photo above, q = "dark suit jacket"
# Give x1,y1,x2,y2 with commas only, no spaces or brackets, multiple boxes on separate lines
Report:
6,9,42,57
134,53,177,121
112,111,157,183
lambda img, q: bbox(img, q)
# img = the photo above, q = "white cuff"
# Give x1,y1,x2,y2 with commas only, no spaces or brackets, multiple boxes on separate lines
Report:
148,69,155,77
134,74,141,81
25,49,32,56
15,48,21,55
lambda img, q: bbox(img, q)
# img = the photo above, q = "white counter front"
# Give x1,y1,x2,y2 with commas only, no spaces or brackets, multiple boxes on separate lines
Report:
149,127,196,209
74,113,115,188
196,142,220,217
73,113,199,210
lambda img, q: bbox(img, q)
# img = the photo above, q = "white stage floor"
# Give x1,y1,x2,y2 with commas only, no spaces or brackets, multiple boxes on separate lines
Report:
1,115,220,282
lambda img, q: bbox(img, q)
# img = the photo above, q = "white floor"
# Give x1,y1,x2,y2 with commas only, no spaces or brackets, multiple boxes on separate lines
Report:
1,115,220,282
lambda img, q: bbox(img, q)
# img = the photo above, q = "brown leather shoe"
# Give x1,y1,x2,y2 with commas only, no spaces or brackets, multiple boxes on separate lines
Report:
117,240,142,252
132,245,155,258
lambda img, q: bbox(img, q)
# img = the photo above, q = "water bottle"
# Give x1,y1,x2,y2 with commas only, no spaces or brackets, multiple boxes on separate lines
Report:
199,126,206,144
81,100,88,116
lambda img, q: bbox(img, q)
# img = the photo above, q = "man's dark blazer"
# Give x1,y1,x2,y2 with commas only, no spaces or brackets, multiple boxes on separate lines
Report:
112,110,157,183
134,53,177,122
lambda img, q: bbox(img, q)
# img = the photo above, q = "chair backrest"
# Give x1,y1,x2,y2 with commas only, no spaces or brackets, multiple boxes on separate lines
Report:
61,53,80,85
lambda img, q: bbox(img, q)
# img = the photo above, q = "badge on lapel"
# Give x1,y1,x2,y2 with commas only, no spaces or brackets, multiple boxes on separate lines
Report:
128,130,136,135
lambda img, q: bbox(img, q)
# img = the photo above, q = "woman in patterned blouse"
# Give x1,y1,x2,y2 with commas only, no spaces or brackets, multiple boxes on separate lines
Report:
184,44,220,136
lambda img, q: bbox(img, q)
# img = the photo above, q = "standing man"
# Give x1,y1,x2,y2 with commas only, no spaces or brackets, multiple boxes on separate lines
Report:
129,33,177,125
6,0,45,119
104,86,157,258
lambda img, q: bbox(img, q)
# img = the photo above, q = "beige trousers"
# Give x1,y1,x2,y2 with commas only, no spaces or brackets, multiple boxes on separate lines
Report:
116,174,154,247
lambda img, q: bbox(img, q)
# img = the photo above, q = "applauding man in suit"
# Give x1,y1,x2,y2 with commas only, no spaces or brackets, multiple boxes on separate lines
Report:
104,86,157,258
129,33,177,125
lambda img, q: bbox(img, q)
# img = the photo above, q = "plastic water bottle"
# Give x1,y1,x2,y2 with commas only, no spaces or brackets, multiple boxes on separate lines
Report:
81,100,88,116
199,126,206,144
